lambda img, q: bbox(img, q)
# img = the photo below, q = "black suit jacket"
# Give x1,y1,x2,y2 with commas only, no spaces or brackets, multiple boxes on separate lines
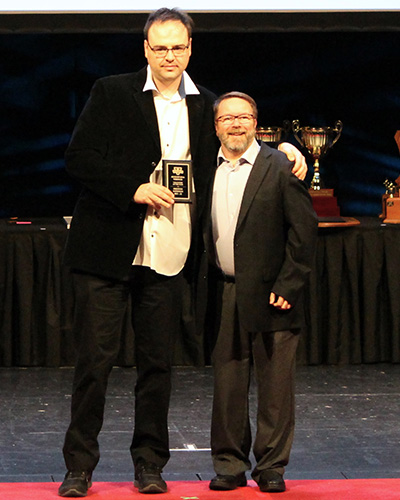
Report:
205,142,318,332
64,68,218,280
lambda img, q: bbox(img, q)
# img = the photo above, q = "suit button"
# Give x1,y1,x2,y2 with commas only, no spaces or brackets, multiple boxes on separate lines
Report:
139,213,144,220
151,162,157,167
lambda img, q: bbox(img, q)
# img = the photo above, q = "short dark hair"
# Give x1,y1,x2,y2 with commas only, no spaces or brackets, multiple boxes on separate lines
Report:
214,91,258,120
143,8,194,40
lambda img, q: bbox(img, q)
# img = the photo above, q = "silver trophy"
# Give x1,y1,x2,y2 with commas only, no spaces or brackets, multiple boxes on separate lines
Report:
256,120,291,148
292,120,343,190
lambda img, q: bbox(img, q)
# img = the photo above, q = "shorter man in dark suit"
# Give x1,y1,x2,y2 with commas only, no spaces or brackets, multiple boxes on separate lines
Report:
205,92,318,493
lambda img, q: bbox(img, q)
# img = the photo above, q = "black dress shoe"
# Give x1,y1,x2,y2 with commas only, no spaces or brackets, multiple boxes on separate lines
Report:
134,461,167,494
58,471,92,497
258,470,286,493
209,473,247,491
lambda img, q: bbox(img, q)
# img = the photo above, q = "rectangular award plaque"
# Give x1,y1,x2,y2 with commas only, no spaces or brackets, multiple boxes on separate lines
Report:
162,159,193,203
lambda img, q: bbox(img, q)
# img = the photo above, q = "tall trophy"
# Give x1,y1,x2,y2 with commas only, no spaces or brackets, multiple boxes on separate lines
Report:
256,120,291,148
292,120,343,218
292,120,342,190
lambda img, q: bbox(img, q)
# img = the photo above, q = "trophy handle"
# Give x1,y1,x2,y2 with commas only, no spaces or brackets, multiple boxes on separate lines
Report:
331,120,343,146
282,120,291,134
279,120,291,142
292,120,303,146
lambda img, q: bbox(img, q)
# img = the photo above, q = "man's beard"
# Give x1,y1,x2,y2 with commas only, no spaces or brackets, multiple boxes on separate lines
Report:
219,127,255,156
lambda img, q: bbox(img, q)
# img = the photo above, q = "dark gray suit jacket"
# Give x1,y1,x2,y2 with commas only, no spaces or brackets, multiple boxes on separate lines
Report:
205,142,318,332
64,68,217,280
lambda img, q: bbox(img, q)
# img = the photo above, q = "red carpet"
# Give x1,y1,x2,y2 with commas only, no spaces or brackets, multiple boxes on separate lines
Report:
0,479,399,499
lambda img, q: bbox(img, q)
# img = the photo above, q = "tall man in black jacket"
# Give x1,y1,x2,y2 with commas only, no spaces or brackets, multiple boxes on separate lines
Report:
58,8,307,497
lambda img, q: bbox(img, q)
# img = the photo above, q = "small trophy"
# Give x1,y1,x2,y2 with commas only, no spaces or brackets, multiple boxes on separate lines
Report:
292,120,342,190
256,120,291,148
381,179,400,223
162,160,193,203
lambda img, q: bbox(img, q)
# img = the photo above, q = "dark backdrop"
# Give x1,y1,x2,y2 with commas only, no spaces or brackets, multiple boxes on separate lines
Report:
1,23,400,219
1,14,400,367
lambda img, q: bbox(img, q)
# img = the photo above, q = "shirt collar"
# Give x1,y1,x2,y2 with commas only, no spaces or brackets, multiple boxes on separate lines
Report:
143,65,200,99
217,138,261,167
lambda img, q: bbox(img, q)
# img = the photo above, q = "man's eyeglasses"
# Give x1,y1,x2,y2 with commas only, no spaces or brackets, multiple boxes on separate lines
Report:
147,42,190,58
215,114,255,125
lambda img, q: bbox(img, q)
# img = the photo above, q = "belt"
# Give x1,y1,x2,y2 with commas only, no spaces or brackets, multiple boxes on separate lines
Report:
211,266,236,283
219,271,235,283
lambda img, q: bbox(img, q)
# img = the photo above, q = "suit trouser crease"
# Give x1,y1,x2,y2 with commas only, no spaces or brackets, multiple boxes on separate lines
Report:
62,268,182,472
210,281,299,481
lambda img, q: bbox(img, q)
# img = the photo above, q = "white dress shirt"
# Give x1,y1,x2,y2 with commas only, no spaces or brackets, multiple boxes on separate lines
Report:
212,139,261,276
133,66,199,276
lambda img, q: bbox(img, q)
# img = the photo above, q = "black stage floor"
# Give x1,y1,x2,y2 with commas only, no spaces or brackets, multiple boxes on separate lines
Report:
1,364,399,483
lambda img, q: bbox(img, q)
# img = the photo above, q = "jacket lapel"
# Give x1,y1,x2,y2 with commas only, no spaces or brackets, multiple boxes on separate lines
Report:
187,93,205,161
236,143,272,233
131,68,161,154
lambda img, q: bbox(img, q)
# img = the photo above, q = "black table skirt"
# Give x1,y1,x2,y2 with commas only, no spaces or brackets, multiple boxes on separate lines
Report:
303,219,400,364
0,217,399,367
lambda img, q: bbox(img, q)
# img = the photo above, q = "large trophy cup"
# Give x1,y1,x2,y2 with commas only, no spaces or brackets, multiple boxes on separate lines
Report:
256,120,291,148
292,120,343,217
292,120,342,190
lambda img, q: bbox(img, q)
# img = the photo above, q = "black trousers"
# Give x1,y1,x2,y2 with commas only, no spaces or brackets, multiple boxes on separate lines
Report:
210,281,299,483
62,266,182,472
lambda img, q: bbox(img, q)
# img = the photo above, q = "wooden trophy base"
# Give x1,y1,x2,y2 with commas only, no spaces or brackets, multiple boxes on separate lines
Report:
309,188,341,217
382,196,400,223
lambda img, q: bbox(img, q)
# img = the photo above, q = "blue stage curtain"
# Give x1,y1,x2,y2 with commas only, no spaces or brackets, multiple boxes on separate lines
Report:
1,31,400,219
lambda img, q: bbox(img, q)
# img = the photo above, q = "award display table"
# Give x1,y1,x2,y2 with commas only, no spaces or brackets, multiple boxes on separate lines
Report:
0,217,399,367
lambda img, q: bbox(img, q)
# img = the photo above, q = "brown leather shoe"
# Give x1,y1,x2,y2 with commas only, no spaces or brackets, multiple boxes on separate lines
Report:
209,473,247,490
258,470,286,492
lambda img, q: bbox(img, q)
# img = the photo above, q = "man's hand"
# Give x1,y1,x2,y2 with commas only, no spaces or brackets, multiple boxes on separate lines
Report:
134,183,175,210
278,142,308,180
269,292,292,310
